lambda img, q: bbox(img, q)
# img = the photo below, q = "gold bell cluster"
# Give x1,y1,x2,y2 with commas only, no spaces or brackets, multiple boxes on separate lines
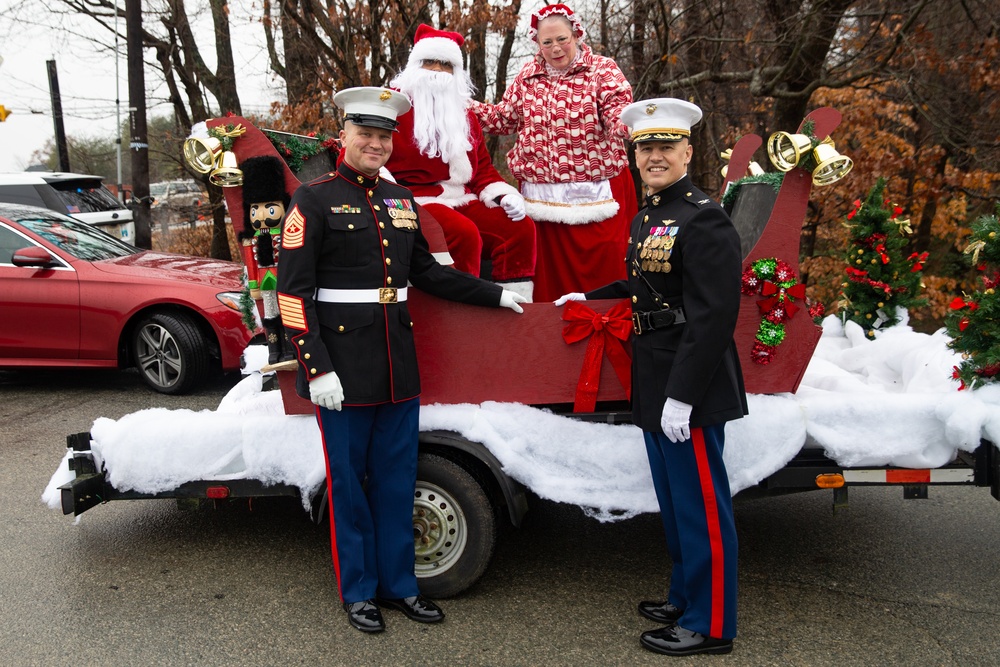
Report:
183,124,247,187
766,132,853,186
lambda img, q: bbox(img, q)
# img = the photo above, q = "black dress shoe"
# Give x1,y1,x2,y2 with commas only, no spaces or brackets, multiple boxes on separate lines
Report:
640,625,733,656
638,600,683,624
376,595,445,623
343,600,385,633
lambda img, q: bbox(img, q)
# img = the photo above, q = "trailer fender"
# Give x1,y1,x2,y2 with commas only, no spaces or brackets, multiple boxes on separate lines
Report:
417,429,529,528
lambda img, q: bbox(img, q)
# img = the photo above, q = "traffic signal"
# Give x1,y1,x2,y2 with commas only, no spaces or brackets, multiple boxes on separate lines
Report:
0,105,10,122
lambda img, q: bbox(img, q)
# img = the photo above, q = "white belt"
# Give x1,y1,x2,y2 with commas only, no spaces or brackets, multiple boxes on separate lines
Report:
315,287,407,304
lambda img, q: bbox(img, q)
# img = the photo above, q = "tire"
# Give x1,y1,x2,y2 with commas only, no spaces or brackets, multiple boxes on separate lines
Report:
131,311,210,394
413,453,497,598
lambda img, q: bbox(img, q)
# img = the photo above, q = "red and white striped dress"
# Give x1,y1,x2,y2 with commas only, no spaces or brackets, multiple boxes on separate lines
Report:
471,43,637,302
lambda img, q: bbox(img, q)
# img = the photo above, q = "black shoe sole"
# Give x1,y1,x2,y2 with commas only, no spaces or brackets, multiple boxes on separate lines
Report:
376,599,444,624
347,620,385,633
640,637,733,656
638,608,681,624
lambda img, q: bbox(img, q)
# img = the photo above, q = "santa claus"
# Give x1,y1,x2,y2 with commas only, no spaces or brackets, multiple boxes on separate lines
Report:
387,24,536,300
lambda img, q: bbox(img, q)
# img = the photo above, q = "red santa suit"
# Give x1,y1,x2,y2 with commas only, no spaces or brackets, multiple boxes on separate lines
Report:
385,108,535,283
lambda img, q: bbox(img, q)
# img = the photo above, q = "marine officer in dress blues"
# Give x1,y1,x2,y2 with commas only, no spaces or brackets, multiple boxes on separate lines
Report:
556,98,747,656
276,86,527,634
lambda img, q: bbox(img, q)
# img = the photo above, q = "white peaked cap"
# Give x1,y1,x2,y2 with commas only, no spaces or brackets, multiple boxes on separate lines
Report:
621,98,703,143
333,87,412,131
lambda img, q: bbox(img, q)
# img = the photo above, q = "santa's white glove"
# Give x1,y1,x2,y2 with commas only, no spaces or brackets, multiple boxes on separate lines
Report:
309,372,344,411
660,397,693,443
499,289,527,314
553,292,586,306
499,193,527,221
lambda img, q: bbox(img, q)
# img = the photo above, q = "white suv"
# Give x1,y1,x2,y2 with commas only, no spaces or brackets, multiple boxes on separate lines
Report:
150,179,210,227
0,171,135,243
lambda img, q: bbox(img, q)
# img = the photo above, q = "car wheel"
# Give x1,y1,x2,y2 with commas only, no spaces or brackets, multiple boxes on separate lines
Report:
413,453,497,598
132,312,210,394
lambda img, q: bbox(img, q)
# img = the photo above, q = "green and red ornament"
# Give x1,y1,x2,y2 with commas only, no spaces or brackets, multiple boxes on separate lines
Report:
742,257,807,364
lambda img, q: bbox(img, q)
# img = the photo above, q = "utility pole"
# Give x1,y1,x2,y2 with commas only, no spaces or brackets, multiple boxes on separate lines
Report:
46,60,71,172
126,0,151,249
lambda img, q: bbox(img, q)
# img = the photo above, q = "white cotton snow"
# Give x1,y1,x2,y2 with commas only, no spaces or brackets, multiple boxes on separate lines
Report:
43,317,1000,522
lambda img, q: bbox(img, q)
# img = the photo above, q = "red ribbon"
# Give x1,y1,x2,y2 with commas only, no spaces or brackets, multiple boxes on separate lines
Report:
561,300,633,412
756,281,807,317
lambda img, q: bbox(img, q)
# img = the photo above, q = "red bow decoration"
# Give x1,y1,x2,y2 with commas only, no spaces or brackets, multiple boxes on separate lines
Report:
757,281,807,318
561,300,633,412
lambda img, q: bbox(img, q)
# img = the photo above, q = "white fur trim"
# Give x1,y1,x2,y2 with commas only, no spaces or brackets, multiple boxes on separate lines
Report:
480,180,520,207
447,149,473,184
500,280,533,302
410,37,463,68
524,199,619,224
415,183,477,209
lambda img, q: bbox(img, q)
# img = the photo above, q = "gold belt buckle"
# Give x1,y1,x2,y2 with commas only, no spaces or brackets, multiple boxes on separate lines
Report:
378,287,398,304
632,312,642,335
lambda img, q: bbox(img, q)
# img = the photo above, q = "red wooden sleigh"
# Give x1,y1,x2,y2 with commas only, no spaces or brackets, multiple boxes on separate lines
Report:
208,108,840,414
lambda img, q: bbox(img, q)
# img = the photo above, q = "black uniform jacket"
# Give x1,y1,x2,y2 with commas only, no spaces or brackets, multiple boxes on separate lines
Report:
276,161,503,405
587,175,748,431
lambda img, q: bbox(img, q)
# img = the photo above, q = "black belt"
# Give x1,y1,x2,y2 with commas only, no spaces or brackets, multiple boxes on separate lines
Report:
632,307,686,335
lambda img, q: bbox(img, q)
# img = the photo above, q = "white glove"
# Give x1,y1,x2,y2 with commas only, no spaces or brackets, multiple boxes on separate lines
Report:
553,292,586,306
499,289,527,314
660,397,693,443
309,372,344,411
499,193,527,221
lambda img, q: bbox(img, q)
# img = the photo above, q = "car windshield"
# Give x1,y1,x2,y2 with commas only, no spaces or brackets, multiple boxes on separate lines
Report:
150,183,168,198
15,211,138,261
49,180,125,214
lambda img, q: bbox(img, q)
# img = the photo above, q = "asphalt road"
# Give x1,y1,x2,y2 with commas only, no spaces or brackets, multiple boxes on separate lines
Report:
2,368,999,666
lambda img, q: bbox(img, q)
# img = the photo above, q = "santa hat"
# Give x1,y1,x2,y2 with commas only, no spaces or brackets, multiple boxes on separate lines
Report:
408,23,464,70
529,4,586,42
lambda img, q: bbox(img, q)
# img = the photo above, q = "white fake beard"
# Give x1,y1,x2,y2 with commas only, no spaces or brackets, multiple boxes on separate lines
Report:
392,68,473,166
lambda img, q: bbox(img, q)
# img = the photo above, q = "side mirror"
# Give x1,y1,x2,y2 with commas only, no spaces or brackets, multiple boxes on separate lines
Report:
12,246,59,268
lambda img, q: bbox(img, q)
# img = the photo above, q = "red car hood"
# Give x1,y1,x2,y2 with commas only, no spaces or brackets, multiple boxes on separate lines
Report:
90,251,244,289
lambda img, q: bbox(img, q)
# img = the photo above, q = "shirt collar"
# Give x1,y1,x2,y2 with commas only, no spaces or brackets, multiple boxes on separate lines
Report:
337,161,380,189
645,174,692,209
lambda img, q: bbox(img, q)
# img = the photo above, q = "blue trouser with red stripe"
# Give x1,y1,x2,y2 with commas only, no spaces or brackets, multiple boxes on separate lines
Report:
644,423,738,639
316,398,421,605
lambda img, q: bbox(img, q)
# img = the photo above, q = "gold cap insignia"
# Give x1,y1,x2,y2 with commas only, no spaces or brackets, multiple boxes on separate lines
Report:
645,104,657,115
379,90,392,101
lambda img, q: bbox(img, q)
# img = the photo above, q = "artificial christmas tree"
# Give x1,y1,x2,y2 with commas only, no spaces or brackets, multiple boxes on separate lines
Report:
838,177,926,337
946,207,1000,389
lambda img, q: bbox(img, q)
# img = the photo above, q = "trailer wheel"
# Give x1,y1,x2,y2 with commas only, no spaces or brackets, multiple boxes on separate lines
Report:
413,453,496,598
131,312,210,394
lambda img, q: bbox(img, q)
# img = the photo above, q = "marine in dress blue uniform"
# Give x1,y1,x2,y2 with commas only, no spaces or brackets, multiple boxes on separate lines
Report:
276,87,526,633
573,98,747,656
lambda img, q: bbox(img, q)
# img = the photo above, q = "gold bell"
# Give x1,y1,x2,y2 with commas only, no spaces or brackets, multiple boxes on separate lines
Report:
183,136,223,175
719,148,733,178
811,142,853,186
767,132,813,172
209,150,243,187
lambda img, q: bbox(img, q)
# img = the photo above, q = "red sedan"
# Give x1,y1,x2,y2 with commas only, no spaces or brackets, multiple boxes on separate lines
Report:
0,203,255,394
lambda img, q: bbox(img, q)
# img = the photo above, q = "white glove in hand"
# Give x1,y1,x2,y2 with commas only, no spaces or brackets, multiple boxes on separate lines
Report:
309,372,344,411
499,289,527,314
499,193,527,221
553,292,586,306
660,397,693,443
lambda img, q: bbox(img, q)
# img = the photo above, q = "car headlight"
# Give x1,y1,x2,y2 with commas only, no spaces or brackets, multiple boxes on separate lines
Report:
216,292,244,311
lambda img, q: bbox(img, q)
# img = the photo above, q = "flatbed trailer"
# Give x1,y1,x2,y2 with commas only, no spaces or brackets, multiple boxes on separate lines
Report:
56,108,1000,597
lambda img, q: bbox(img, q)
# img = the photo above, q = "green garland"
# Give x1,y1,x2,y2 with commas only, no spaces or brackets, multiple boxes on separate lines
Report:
264,131,338,174
239,286,258,334
721,170,784,210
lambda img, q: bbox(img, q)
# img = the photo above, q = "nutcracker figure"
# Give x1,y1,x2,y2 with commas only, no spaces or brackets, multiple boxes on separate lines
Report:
239,155,296,369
